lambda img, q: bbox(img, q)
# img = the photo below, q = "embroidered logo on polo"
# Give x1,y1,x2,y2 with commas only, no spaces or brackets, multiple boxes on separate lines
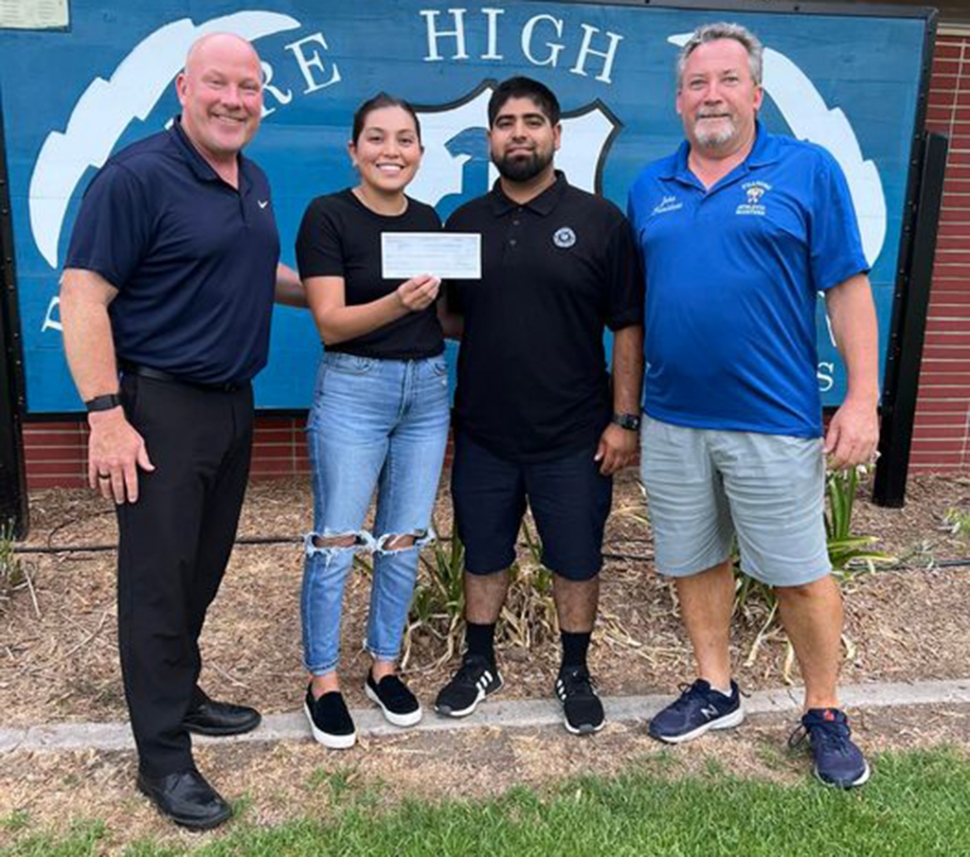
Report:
553,227,577,248
652,195,683,215
736,181,772,216
257,200,270,210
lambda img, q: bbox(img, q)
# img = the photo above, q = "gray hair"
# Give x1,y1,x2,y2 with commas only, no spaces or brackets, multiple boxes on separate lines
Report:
676,22,764,88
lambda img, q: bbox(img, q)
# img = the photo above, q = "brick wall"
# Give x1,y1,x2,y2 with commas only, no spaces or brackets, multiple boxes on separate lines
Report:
23,417,312,490
917,28,970,471
20,29,970,488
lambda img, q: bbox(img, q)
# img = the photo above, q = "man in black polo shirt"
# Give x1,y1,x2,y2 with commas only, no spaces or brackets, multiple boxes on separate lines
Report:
434,77,644,735
59,33,303,829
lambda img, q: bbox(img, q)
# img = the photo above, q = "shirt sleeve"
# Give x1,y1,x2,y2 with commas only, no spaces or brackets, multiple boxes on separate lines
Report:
809,149,870,292
604,214,645,331
295,198,345,279
63,163,152,290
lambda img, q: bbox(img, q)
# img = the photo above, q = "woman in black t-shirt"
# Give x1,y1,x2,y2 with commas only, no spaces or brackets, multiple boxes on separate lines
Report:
295,95,449,749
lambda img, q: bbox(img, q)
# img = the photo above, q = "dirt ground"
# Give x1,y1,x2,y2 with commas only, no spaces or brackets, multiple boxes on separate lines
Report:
2,471,970,849
1,704,969,853
3,471,970,727
0,476,970,853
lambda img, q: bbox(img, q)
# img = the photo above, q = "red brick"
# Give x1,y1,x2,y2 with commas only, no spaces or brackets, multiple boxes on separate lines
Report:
253,429,297,445
935,234,970,250
255,417,302,430
249,458,301,475
915,415,970,428
25,460,87,476
933,43,965,61
27,475,88,490
252,445,298,460
936,220,970,235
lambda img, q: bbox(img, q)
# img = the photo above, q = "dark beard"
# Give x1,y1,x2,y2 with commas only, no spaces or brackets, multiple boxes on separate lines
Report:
493,148,553,183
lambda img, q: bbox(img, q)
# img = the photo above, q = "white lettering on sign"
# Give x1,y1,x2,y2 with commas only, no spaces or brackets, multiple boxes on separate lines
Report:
420,7,624,84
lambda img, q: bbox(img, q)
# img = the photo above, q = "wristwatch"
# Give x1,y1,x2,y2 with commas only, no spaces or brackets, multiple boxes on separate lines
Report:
611,412,641,431
84,393,122,413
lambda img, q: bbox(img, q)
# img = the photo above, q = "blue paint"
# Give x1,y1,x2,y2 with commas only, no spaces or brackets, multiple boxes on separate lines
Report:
0,2,929,412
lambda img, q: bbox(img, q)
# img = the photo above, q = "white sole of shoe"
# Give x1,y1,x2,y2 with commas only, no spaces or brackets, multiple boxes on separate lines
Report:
815,760,871,789
365,683,423,728
435,676,503,718
303,701,356,749
563,714,606,736
650,705,745,745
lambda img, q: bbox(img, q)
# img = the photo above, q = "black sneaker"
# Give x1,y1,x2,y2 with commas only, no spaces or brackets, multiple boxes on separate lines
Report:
434,653,503,717
648,679,744,744
304,685,356,749
365,672,422,727
555,666,605,735
789,708,870,788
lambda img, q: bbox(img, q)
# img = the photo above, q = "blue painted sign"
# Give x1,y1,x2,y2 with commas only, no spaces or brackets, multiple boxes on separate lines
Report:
0,1,930,412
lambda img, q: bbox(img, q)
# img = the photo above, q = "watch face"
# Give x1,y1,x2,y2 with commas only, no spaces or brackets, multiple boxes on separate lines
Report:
613,413,640,430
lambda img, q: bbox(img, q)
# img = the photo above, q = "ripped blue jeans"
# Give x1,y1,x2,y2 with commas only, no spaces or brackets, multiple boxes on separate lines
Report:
301,351,450,675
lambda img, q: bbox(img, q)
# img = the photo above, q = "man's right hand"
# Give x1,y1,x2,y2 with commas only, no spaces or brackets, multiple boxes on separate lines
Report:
87,407,155,504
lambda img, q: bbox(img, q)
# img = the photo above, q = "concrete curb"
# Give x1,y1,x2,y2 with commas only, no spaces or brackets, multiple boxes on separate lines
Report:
2,678,969,755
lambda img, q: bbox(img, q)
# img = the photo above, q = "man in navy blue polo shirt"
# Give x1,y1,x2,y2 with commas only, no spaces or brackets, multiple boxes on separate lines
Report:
60,33,302,829
628,23,879,788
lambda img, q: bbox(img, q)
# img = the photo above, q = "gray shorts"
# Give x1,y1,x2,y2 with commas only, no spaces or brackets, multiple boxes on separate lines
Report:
639,416,831,587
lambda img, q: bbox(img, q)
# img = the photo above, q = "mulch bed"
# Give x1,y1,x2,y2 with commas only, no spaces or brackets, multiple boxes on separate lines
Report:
3,470,970,729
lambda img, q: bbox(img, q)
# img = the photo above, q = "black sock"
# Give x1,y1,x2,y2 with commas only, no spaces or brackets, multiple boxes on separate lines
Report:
560,630,591,671
465,621,496,664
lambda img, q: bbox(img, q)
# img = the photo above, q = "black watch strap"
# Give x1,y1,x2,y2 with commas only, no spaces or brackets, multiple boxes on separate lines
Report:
611,412,641,431
85,393,122,413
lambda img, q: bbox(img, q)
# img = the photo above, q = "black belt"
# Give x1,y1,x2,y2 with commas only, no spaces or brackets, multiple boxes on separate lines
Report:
119,361,244,393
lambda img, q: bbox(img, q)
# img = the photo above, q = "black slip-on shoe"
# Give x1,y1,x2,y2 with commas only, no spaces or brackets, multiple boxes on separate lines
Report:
365,672,422,727
304,685,357,749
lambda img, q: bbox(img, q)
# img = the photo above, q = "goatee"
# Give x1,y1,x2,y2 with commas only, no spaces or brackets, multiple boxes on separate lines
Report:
494,148,554,183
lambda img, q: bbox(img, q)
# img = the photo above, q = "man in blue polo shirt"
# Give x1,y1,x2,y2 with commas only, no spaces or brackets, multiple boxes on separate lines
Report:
628,23,879,788
60,33,302,829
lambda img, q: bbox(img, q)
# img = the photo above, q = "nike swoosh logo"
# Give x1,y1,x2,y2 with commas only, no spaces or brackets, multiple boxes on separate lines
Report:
258,200,270,209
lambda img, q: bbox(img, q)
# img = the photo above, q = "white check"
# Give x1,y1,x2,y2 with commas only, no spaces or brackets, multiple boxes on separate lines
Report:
381,232,481,280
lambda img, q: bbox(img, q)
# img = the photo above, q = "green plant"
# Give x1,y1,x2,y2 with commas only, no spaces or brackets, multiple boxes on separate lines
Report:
942,506,970,540
0,520,25,610
402,516,559,668
825,465,896,576
400,517,466,669
500,518,558,649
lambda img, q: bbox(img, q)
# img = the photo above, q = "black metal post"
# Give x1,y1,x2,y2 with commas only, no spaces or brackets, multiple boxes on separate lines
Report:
0,96,29,538
873,132,950,507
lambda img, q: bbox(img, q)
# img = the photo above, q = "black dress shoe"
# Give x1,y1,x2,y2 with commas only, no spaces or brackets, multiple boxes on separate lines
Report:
184,693,261,737
137,769,232,830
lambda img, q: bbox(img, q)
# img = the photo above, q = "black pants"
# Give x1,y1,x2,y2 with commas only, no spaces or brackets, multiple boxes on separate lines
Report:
116,374,253,776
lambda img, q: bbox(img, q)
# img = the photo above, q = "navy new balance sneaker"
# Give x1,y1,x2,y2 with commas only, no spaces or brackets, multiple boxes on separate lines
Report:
648,679,744,744
790,708,870,788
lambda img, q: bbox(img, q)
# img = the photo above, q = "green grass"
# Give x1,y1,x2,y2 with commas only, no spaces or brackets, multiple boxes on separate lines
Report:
3,748,969,856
